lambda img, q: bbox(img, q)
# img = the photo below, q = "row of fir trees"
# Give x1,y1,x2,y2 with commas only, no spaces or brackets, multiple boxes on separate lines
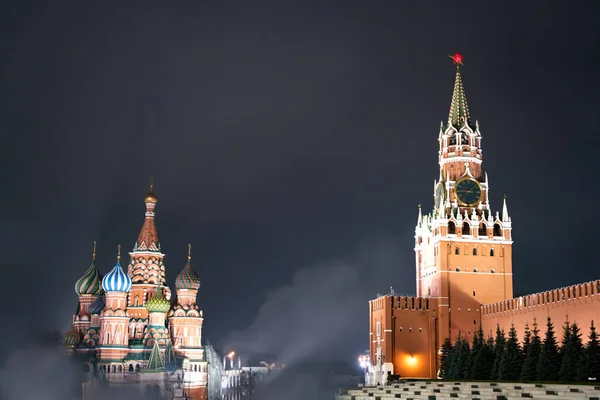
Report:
439,318,600,382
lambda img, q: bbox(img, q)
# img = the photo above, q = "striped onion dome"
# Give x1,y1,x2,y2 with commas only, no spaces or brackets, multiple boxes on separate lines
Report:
75,244,103,295
175,254,200,290
146,286,170,313
102,256,132,293
89,293,105,314
63,328,81,348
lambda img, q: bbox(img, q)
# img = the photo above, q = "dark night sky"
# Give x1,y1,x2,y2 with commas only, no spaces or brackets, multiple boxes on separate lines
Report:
1,0,600,365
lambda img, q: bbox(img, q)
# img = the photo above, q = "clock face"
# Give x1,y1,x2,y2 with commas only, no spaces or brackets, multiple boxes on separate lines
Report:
435,182,445,209
455,177,482,207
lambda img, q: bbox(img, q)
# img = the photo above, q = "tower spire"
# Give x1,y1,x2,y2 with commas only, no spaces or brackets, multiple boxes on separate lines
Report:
448,53,472,129
502,194,510,222
417,204,422,225
92,240,97,261
188,243,192,261
136,183,160,252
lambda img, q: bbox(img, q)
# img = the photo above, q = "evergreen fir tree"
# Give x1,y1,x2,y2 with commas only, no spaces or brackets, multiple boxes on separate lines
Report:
537,317,560,381
499,324,523,380
456,337,471,379
576,343,589,382
558,319,571,379
560,322,583,382
578,320,600,381
521,319,542,381
471,335,494,380
466,327,484,378
439,338,453,379
446,336,461,380
490,325,506,380
522,323,531,367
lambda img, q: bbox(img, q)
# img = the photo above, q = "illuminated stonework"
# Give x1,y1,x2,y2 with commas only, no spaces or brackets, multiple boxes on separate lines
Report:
368,55,600,381
65,188,208,399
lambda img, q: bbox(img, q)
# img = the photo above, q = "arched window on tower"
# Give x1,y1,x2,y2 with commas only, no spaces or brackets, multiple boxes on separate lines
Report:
490,248,495,257
478,223,487,237
461,132,469,145
448,221,456,235
493,223,502,237
462,222,471,236
455,246,459,255
472,248,477,256
449,133,457,146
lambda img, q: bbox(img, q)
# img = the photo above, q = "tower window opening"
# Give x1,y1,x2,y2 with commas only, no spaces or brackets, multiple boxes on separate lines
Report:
473,268,478,273
428,287,431,296
472,248,477,256
491,269,495,273
455,267,460,272
478,223,487,237
400,327,403,332
490,248,495,257
419,328,422,333
462,222,470,235
493,223,501,236
448,221,456,235
472,290,476,296
455,246,459,255
410,328,413,333
474,319,477,325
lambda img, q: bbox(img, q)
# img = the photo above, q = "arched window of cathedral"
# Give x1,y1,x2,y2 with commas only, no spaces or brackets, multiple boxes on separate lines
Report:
472,290,476,296
112,365,116,373
129,364,134,374
493,223,501,237
135,296,139,306
490,248,495,257
455,246,459,255
419,328,422,333
462,222,471,235
474,319,477,325
426,299,429,309
399,327,403,332
461,132,469,145
472,248,477,256
478,223,487,237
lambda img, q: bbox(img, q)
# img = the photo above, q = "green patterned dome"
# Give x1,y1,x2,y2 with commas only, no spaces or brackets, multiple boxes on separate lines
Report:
63,328,81,348
75,244,103,296
146,286,170,313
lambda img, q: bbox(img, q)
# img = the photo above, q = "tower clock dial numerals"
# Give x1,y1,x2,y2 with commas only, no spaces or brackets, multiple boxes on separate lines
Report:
454,177,482,207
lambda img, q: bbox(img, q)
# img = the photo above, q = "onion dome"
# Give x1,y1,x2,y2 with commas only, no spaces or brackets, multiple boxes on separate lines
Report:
101,245,132,292
63,328,81,348
89,293,106,314
175,244,201,290
75,242,103,296
146,286,170,313
145,181,158,204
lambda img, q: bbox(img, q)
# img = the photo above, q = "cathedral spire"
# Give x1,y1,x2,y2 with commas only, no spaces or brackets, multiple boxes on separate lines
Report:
448,53,472,129
135,179,160,252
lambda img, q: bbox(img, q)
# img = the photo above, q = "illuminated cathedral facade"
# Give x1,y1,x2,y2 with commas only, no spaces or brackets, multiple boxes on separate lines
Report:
368,54,600,382
63,188,210,399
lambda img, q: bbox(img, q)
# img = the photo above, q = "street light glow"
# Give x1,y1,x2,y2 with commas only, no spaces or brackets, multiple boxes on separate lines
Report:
227,351,235,358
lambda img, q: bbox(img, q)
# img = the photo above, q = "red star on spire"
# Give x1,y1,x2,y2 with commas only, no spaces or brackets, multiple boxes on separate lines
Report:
450,52,463,65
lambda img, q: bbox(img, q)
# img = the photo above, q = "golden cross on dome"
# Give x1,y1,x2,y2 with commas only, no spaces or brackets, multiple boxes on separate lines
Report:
117,244,121,261
450,52,463,66
188,244,192,261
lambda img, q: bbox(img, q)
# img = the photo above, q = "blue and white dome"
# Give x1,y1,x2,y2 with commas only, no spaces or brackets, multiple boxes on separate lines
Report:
101,260,132,292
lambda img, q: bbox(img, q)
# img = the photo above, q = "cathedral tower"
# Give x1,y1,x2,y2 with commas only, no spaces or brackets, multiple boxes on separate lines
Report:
169,245,207,376
126,183,171,330
72,242,103,336
98,245,132,362
414,53,513,342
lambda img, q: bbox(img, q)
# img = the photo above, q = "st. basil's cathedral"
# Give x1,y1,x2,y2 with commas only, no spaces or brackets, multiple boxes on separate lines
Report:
63,187,213,399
